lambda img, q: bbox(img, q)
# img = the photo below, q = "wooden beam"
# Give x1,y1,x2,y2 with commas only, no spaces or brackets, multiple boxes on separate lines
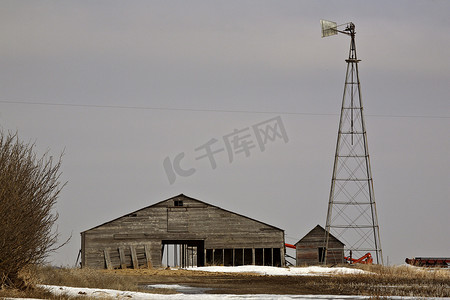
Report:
130,245,138,269
144,244,152,269
104,249,112,270
263,248,265,266
232,248,235,267
271,248,274,266
118,247,126,269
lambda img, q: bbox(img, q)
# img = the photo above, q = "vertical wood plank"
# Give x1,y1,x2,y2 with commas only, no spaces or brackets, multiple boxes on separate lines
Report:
262,248,265,266
104,249,112,270
144,244,153,269
130,245,138,269
118,247,126,269
252,248,255,265
271,248,274,266
81,232,85,268
232,248,235,267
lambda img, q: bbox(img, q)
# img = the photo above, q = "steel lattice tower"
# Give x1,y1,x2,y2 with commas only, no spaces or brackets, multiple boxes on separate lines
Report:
321,21,383,264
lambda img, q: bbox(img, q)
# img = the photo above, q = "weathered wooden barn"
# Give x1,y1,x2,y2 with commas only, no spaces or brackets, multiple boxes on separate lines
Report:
81,194,285,269
295,225,344,266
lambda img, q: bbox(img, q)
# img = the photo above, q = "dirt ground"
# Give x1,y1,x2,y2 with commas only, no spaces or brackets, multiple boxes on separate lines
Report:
2,266,448,299
101,268,450,297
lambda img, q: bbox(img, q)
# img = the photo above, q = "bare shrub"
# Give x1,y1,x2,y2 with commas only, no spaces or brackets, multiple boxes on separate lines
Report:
0,131,66,288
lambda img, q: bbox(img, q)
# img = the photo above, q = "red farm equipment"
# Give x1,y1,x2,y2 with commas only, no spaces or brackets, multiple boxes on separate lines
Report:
284,243,297,266
285,243,296,250
344,252,373,264
405,257,450,268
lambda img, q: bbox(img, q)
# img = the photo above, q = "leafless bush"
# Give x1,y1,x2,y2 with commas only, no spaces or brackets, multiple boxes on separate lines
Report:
0,131,66,288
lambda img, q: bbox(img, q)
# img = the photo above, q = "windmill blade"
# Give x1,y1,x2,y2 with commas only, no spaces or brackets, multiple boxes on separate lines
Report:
320,20,338,38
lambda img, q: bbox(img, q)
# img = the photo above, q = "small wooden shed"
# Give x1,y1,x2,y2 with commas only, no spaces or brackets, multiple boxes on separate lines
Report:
295,225,344,266
81,194,285,269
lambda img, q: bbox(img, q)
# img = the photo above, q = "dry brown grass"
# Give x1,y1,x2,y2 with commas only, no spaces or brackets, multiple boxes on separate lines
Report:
0,266,113,299
0,281,88,299
336,264,450,297
1,264,449,298
359,263,450,279
35,265,142,291
35,266,181,295
0,287,91,300
1,266,179,298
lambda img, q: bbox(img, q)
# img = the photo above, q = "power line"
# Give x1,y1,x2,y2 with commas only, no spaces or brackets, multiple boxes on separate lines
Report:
0,99,336,116
0,99,448,119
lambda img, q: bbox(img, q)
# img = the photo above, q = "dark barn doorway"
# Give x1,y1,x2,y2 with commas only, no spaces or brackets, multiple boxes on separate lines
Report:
161,240,205,268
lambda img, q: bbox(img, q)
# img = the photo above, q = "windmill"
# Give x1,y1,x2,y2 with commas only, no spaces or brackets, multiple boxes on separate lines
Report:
320,20,383,264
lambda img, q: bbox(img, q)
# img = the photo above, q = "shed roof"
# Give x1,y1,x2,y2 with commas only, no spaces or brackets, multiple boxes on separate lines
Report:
294,224,344,246
81,193,284,233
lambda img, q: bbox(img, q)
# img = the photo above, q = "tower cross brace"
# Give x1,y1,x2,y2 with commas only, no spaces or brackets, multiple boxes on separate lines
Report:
323,23,383,265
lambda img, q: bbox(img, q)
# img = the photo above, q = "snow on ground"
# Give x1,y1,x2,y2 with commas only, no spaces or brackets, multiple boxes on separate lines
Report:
186,265,371,276
3,298,44,300
6,266,447,299
37,285,450,300
145,284,213,294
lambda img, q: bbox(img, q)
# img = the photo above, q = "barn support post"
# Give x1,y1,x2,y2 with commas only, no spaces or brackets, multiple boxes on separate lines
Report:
130,245,138,269
173,244,177,267
178,244,181,267
181,244,184,268
144,244,152,269
185,244,188,267
271,248,274,266
252,248,255,265
75,249,82,268
80,232,86,268
118,247,126,269
262,248,265,266
104,249,112,270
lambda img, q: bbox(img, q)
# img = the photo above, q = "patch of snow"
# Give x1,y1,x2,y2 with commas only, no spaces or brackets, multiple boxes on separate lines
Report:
3,298,44,300
145,284,212,294
145,284,190,289
186,265,370,276
36,285,450,299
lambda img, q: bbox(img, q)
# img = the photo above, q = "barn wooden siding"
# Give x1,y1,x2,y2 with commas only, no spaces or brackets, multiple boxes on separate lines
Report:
81,194,285,269
295,225,344,266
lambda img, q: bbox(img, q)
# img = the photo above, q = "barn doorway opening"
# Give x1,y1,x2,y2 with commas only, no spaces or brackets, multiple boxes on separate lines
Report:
204,247,282,267
318,247,325,263
161,240,204,268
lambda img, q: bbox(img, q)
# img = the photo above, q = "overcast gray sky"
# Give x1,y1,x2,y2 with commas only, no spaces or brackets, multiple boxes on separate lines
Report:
1,1,449,266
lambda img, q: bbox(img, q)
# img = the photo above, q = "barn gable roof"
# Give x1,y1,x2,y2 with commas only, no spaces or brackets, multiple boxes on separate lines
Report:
81,193,283,233
294,224,344,246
